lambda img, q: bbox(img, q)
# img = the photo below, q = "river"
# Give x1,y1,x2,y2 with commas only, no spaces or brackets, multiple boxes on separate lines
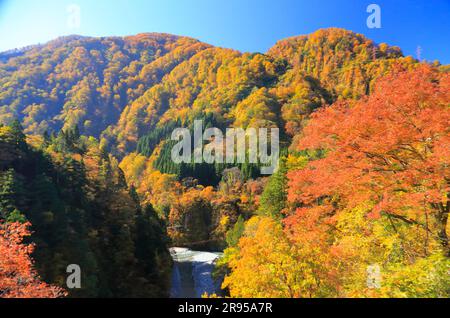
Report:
170,247,223,298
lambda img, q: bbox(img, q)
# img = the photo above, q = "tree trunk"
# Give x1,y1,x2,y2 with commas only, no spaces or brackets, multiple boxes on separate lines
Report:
432,200,449,257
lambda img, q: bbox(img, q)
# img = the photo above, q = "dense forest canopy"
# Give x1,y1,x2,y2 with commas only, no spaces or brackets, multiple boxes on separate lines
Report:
0,28,416,155
0,121,171,297
0,28,448,298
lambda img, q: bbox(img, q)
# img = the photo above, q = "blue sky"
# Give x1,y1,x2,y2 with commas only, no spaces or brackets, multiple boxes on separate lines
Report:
0,0,449,64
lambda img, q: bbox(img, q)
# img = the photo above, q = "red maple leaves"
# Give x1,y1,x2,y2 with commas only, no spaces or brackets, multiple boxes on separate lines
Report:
0,221,66,298
287,65,450,252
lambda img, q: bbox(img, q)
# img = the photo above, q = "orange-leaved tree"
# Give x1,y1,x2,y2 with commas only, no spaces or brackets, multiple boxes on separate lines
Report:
287,64,450,256
0,221,66,298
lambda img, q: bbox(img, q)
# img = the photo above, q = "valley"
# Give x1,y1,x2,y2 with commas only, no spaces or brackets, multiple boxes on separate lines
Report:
1,27,448,298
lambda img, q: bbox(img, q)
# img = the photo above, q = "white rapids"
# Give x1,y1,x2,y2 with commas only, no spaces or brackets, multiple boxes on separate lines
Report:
170,247,223,298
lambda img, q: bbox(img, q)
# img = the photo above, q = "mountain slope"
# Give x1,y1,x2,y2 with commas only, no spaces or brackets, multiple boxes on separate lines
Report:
0,122,172,297
0,33,210,137
0,28,421,171
1,29,447,298
268,28,418,135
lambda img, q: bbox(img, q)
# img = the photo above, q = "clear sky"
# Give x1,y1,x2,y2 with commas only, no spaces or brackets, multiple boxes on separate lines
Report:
0,0,449,64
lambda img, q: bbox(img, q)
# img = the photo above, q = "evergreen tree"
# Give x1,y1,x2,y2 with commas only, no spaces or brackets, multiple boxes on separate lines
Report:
0,169,26,222
258,157,288,219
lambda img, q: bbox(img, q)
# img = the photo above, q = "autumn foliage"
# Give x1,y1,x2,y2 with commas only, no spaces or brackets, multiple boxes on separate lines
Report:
287,65,449,254
0,222,66,298
223,65,450,298
1,28,449,298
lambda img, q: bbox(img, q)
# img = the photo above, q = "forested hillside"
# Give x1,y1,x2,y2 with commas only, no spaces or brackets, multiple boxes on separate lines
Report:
1,28,448,298
0,34,210,137
0,28,415,154
0,121,171,297
220,66,449,298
